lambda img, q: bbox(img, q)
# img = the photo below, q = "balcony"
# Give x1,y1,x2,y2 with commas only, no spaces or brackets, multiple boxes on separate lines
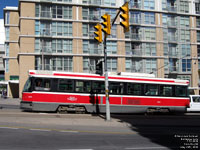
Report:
126,49,142,57
130,2,141,9
168,36,178,42
167,21,177,27
167,6,177,13
40,12,52,18
89,15,100,21
126,33,141,40
41,29,51,36
84,48,103,55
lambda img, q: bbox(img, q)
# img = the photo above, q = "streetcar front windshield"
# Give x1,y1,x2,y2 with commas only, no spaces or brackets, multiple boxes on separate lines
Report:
23,77,32,92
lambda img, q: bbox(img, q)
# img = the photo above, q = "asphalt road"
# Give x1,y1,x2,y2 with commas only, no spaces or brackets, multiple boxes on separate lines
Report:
0,102,200,150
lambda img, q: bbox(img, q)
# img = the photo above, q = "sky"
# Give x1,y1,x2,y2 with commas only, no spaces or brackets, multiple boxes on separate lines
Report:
0,0,18,19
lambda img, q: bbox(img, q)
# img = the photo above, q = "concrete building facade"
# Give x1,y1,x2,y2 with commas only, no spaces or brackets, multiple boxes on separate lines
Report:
4,0,200,97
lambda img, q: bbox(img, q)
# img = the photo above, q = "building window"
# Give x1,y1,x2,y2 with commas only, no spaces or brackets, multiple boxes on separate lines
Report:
107,58,117,72
179,0,189,13
125,26,141,40
35,39,51,53
101,8,116,19
5,27,9,41
52,39,72,53
83,40,103,54
40,4,51,18
5,59,9,73
83,57,97,73
126,58,143,73
144,12,155,25
144,27,156,41
125,42,142,56
169,58,179,72
142,43,156,56
197,31,200,43
197,17,200,28
52,22,72,36
5,44,9,57
168,44,178,57
82,7,100,21
108,25,117,38
35,21,51,36
130,11,141,24
181,44,191,57
195,2,200,14
180,16,189,28
5,12,10,24
182,59,191,72
35,56,72,71
107,41,117,55
82,23,95,37
145,59,156,74
144,0,155,10
180,29,190,42
167,28,177,42
104,0,116,6
52,5,72,19
82,0,101,5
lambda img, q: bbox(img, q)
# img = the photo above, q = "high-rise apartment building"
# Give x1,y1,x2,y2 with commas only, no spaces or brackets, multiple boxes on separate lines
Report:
4,0,200,97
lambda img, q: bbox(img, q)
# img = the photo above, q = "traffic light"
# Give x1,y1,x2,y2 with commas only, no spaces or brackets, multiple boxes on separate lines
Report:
94,24,102,43
120,2,129,32
96,60,103,75
101,14,111,35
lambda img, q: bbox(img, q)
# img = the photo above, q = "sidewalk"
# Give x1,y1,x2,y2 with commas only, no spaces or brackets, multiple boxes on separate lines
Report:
0,97,21,106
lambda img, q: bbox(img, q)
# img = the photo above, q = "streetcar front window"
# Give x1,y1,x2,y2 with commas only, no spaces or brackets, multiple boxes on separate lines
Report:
23,77,32,92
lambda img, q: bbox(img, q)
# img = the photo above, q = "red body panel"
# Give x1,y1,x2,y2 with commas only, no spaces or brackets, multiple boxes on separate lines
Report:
22,92,190,107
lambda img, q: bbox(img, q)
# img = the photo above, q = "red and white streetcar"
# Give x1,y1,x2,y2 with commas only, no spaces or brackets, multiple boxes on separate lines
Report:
21,70,190,113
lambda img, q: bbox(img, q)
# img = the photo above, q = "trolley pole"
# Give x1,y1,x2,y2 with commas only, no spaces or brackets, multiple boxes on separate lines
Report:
104,35,110,121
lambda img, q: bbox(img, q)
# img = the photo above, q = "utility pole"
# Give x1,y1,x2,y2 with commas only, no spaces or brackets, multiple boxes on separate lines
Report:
93,2,129,120
101,14,111,121
103,34,110,121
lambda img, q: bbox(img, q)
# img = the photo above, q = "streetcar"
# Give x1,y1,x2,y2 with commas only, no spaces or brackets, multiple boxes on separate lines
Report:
21,70,190,113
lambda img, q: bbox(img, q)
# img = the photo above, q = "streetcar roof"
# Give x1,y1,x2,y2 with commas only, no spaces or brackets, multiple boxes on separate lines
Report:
28,70,189,86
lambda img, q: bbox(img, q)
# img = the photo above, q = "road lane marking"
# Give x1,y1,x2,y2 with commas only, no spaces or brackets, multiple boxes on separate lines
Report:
59,130,79,133
29,128,51,132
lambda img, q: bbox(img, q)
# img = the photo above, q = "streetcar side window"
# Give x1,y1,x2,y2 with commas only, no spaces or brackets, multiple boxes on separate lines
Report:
175,86,188,97
160,85,173,96
127,83,142,95
145,84,158,96
75,80,91,93
58,79,73,92
109,82,124,95
34,78,51,91
92,81,105,93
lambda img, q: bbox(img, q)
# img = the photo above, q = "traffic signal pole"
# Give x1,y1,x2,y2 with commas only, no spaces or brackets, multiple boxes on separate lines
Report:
103,34,110,121
94,2,129,120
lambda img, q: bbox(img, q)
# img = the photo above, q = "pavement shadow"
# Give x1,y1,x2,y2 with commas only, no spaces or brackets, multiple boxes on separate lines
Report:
109,113,200,150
